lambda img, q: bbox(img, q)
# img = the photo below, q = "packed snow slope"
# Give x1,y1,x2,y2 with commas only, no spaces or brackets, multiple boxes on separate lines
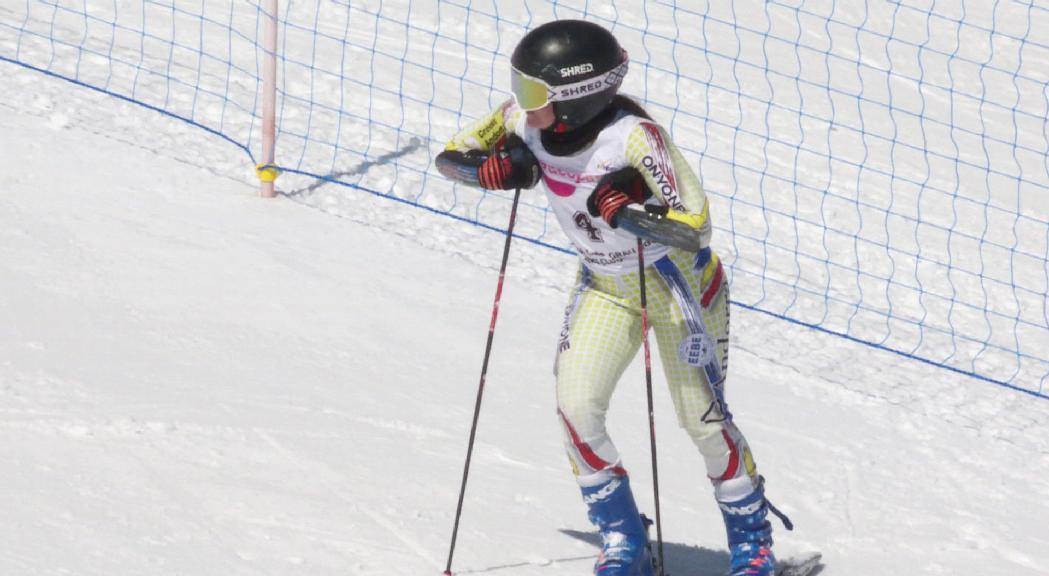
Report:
2,64,1049,576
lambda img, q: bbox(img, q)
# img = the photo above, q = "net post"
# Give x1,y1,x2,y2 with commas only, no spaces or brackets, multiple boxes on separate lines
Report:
258,0,279,198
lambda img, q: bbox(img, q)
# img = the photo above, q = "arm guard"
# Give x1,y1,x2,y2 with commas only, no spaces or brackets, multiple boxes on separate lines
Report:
617,205,705,252
436,135,541,190
435,149,486,187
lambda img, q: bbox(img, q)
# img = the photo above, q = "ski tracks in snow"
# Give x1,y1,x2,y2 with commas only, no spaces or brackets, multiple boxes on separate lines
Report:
252,427,443,571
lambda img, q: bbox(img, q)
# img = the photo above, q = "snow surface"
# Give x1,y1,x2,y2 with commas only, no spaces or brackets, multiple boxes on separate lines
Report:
3,49,1049,576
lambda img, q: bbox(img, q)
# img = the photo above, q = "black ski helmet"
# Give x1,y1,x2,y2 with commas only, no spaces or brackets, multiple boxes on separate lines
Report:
510,20,628,131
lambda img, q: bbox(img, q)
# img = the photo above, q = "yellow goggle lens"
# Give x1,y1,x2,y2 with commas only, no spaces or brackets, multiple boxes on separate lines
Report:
511,69,552,111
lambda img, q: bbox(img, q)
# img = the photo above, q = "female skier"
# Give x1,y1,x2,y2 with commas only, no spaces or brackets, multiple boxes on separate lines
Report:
436,19,787,576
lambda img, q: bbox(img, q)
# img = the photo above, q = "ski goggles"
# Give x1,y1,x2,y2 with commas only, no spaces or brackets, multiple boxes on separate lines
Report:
510,55,629,112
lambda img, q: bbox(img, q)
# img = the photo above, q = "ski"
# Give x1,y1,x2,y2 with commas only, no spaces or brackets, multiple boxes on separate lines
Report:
776,552,822,576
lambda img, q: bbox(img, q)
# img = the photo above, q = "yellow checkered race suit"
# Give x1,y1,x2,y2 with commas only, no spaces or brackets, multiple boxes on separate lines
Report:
445,97,759,500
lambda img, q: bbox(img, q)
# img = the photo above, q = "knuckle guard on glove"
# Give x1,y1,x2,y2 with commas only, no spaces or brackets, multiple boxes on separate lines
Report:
587,167,652,227
477,134,541,190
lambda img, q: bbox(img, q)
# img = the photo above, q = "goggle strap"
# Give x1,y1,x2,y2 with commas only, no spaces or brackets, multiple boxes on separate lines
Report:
549,59,629,103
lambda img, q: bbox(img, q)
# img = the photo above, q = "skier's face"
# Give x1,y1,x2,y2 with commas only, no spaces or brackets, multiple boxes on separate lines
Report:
525,104,555,130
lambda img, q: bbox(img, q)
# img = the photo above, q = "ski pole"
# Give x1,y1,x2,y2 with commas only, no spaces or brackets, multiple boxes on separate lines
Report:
443,188,522,576
636,238,666,576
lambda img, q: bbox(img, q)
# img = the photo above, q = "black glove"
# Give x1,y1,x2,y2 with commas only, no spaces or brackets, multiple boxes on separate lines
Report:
587,167,652,227
477,134,541,190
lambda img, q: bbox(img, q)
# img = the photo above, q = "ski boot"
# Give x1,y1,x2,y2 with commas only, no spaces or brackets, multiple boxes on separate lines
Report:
718,480,776,576
582,475,654,576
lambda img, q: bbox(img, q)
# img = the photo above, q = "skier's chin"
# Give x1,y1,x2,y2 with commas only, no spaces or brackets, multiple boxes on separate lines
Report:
525,106,555,130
